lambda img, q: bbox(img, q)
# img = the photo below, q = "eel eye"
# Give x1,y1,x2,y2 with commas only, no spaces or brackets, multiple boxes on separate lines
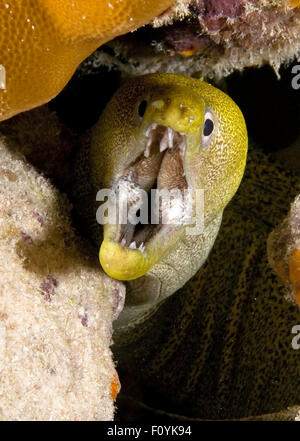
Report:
203,118,214,136
202,109,216,148
138,100,148,118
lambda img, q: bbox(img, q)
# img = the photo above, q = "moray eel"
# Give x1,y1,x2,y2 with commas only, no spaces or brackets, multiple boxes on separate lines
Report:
0,0,173,121
115,146,300,420
75,73,247,328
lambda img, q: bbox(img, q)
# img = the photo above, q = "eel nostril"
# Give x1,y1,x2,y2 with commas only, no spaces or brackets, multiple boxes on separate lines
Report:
151,99,165,110
179,103,195,122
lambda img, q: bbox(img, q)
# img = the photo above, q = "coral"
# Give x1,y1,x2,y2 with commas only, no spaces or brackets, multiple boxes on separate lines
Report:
0,0,173,121
85,0,300,78
268,194,300,306
0,128,125,420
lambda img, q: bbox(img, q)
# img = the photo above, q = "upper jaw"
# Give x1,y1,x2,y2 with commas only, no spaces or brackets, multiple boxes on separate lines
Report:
143,122,186,159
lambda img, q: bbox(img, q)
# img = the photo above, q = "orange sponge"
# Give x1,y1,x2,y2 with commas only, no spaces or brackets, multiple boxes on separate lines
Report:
0,0,173,121
110,375,121,401
289,249,300,306
289,0,300,8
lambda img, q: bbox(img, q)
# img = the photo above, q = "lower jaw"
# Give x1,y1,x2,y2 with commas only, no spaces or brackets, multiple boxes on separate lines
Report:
99,224,185,281
99,237,152,280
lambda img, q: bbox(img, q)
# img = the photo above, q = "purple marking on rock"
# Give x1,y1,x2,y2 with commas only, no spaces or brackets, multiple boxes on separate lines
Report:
199,0,252,18
40,275,58,302
21,231,33,243
79,312,88,327
197,0,255,35
113,287,121,312
33,211,44,227
43,293,52,302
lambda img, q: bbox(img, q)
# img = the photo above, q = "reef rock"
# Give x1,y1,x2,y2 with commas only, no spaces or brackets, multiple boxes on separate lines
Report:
0,125,125,420
84,0,300,78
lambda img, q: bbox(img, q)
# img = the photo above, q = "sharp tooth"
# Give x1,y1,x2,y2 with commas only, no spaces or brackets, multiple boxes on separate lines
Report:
160,129,169,152
160,141,168,153
167,127,174,148
144,137,152,158
121,238,126,247
146,122,157,137
179,139,185,153
138,242,145,252
129,241,137,249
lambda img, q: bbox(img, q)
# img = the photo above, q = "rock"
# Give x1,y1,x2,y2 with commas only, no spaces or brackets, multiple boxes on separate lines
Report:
83,0,300,79
0,131,125,421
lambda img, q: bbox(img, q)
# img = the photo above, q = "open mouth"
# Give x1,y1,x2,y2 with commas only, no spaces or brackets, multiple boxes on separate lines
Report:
112,123,191,253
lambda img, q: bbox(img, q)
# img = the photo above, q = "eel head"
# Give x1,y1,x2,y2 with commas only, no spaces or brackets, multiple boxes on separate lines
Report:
89,73,248,281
